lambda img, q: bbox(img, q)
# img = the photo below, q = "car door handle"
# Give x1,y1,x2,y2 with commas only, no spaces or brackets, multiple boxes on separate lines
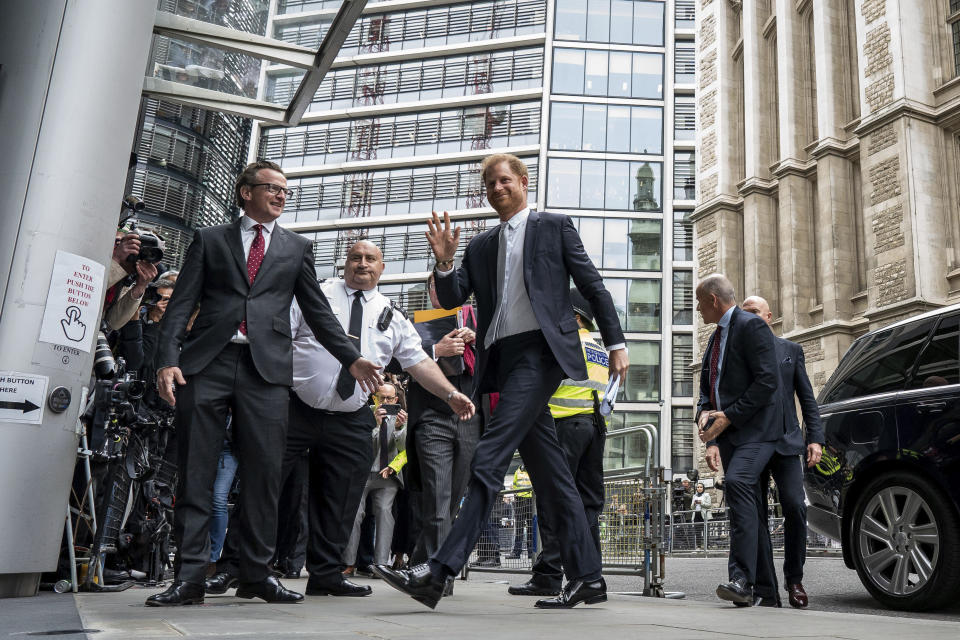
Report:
916,402,947,414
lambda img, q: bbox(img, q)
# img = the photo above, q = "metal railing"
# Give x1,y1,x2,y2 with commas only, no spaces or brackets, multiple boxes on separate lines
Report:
666,506,841,554
465,467,670,596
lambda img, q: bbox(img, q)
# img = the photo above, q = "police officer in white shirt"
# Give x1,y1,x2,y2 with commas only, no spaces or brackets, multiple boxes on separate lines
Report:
289,240,473,597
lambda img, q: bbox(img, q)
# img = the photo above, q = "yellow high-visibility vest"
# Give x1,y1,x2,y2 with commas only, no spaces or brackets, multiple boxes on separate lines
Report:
513,467,533,498
548,329,609,420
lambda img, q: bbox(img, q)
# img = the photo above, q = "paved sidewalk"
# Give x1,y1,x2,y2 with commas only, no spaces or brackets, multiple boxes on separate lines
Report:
67,576,960,640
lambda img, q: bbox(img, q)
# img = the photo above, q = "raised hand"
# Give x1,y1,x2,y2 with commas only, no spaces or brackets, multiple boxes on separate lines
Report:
425,211,460,264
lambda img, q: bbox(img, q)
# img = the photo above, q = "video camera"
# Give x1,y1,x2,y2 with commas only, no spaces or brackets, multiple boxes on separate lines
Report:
119,196,165,265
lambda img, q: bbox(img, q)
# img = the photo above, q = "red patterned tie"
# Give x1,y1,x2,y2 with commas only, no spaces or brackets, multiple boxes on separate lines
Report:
239,224,264,336
708,326,722,409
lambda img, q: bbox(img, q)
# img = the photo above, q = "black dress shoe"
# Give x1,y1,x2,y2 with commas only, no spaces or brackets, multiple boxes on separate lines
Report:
734,594,782,608
716,578,753,605
204,572,238,595
283,569,302,580
305,577,372,597
534,578,606,609
508,577,561,596
371,563,445,610
235,575,303,603
786,583,808,608
355,566,377,578
145,581,204,607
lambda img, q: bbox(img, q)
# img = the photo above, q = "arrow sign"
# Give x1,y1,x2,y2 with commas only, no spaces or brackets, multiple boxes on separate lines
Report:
0,399,40,413
0,372,48,425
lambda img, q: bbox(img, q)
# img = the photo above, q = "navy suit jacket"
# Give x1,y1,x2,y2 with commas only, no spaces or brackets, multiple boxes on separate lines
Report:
435,211,624,395
773,337,825,455
697,306,783,446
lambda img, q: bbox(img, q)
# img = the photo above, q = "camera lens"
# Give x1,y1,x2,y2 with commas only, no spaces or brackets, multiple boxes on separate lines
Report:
93,332,116,379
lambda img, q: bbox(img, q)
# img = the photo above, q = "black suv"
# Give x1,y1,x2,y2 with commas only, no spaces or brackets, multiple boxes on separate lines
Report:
804,304,960,611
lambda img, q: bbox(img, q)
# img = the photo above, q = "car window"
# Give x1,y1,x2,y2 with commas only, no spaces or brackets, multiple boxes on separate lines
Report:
906,312,960,389
821,320,933,404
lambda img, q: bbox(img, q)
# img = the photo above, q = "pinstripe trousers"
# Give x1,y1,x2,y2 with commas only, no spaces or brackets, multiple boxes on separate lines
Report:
411,408,480,565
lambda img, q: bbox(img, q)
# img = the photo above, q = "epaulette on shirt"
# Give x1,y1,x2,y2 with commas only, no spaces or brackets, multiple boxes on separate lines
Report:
390,300,409,320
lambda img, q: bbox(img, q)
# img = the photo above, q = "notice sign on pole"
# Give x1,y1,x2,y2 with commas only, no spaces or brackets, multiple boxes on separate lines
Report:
38,251,105,353
0,372,48,425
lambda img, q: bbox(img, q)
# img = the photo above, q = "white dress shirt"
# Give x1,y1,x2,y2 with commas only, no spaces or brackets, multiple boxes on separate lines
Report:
231,215,277,343
290,280,427,412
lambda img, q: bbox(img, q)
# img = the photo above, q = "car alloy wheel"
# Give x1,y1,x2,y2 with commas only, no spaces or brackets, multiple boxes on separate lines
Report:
856,485,939,597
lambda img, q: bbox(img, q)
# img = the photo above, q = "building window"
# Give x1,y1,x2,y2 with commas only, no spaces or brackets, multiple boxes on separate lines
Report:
674,42,696,85
548,158,662,211
276,0,549,52
283,158,538,220
674,97,695,141
673,211,693,262
260,102,541,168
671,406,695,474
572,217,661,271
675,0,695,29
549,103,663,154
603,278,662,331
619,341,661,401
674,151,696,200
672,270,693,324
672,334,693,396
552,48,663,99
554,0,664,46
268,48,545,111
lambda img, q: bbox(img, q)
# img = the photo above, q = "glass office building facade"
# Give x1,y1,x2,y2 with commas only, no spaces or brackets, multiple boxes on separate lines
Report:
255,0,696,474
125,0,272,267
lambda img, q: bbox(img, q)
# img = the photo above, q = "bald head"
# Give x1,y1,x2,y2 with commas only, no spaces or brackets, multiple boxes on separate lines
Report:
742,296,773,325
695,273,737,325
344,239,385,290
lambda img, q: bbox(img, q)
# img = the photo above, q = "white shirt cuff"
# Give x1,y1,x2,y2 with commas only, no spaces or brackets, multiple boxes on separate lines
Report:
607,343,626,352
432,344,439,360
435,266,454,276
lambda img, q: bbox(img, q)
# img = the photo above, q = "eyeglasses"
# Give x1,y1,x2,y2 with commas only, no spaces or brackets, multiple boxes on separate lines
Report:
251,183,295,198
379,395,398,403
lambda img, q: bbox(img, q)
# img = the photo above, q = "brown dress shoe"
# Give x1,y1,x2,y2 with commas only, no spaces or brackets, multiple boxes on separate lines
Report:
786,583,808,608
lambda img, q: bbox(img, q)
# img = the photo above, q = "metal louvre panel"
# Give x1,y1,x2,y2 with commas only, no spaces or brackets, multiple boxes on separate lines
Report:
284,130,307,157
425,10,449,38
673,221,692,255
327,126,350,154
402,11,426,39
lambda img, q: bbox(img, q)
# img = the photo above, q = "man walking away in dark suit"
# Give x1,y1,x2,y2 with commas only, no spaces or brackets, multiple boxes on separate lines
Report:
374,153,628,610
695,274,783,608
741,295,824,609
147,161,383,607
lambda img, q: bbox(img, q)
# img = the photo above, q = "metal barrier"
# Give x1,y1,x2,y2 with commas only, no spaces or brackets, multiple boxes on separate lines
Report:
667,507,841,554
465,467,670,596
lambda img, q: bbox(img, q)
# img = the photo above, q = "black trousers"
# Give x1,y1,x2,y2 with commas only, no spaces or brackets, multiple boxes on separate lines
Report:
275,452,309,574
532,414,605,586
429,331,602,582
718,439,778,597
219,393,374,586
766,452,806,584
173,344,289,585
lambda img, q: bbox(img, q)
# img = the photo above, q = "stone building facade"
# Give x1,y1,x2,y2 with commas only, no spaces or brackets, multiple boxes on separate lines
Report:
692,0,960,476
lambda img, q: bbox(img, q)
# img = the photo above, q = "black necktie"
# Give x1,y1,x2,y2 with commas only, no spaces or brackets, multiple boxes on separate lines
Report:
336,291,363,400
379,416,390,470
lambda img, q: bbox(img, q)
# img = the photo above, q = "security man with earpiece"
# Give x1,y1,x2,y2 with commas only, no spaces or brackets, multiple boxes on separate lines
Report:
509,289,609,597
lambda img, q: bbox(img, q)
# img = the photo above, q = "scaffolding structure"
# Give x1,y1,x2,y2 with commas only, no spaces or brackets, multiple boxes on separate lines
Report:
360,16,391,54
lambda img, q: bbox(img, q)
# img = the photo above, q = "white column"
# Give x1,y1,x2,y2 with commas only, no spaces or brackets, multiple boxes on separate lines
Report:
0,0,155,597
